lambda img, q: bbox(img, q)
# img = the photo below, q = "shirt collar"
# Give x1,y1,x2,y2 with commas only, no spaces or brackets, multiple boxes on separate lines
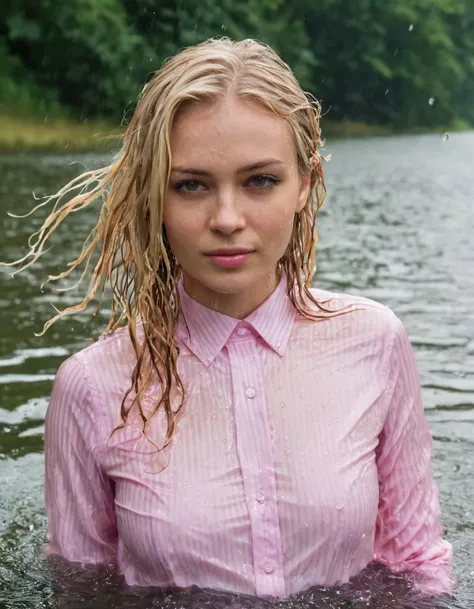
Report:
176,274,296,367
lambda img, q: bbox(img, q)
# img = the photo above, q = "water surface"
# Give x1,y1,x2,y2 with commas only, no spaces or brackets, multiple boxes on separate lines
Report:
0,132,473,608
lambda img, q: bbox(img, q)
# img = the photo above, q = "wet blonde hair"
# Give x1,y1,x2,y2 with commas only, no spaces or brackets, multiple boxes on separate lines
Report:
7,37,334,446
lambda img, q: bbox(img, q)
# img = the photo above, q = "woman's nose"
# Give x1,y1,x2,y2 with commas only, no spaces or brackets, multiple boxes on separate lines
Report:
209,188,246,235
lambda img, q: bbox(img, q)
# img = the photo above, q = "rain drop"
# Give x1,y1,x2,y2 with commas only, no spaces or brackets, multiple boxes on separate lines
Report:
280,401,286,408
428,97,435,106
442,132,449,141
408,23,414,31
336,503,344,510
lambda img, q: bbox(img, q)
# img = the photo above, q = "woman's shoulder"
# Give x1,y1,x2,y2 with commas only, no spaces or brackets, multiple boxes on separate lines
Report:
56,325,136,391
303,285,404,342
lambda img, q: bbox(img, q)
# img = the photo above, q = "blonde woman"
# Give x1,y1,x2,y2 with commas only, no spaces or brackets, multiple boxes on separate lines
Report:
12,38,454,598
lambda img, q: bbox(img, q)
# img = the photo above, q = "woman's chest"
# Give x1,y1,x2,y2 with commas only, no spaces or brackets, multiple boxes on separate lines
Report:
102,345,386,573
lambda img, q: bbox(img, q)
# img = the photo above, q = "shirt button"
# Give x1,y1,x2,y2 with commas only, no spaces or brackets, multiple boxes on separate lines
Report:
245,387,256,399
256,491,265,504
264,562,274,574
237,327,247,336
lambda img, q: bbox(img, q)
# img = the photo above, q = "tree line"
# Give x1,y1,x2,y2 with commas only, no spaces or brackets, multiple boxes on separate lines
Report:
1,0,473,129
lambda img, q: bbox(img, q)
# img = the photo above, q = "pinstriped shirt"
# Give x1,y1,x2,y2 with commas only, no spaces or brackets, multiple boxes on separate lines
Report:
43,276,454,597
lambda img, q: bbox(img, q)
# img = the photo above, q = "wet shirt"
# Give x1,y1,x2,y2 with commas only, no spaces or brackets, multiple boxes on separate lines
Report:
43,277,455,597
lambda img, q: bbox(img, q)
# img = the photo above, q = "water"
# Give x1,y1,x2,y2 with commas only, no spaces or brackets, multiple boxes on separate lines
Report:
0,132,473,608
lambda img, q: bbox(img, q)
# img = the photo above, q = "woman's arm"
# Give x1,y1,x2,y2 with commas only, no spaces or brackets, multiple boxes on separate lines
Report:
374,316,456,597
43,354,118,564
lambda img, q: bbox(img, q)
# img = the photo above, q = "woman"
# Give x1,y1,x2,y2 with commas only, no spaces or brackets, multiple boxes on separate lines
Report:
13,38,454,597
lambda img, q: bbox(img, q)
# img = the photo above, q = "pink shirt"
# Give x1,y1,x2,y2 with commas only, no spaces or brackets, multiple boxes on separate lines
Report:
43,277,454,597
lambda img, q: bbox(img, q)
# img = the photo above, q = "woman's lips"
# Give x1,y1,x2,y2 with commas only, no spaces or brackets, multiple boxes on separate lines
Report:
206,252,253,268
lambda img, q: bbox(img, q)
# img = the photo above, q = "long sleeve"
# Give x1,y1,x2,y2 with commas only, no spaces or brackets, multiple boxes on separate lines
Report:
43,354,118,564
374,316,456,596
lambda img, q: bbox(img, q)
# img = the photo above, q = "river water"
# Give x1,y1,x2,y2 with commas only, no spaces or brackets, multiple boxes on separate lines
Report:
0,132,473,608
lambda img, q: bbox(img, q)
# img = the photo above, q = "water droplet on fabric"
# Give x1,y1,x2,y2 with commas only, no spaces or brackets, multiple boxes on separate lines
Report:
428,97,435,106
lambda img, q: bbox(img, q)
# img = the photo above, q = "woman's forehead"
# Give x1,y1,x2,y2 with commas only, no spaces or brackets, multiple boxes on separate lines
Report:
170,96,296,168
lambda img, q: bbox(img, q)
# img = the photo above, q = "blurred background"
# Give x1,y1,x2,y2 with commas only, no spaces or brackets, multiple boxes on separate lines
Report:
1,0,474,149
0,2,474,609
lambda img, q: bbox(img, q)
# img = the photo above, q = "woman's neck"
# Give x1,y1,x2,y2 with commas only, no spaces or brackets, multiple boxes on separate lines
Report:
181,269,281,320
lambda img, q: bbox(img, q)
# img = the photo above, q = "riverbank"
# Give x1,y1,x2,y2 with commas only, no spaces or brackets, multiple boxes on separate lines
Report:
0,114,468,152
0,115,123,152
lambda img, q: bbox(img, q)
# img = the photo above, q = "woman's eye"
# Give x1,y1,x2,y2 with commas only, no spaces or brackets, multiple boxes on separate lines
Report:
249,175,279,188
174,180,205,193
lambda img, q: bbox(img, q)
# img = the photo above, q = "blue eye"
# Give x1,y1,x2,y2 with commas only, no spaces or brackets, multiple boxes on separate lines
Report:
174,180,205,193
249,175,279,188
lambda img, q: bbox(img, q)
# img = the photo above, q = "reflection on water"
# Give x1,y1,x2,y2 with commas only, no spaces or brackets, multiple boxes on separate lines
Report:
0,133,473,608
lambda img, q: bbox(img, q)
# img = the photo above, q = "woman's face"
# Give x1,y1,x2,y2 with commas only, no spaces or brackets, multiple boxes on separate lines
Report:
163,95,310,317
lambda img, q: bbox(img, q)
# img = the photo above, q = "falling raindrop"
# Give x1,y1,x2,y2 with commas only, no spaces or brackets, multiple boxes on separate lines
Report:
408,23,414,31
385,89,389,96
428,97,435,106
280,401,286,408
442,132,449,141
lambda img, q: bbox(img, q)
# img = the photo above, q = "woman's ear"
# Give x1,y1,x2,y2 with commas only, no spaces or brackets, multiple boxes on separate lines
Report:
296,173,311,213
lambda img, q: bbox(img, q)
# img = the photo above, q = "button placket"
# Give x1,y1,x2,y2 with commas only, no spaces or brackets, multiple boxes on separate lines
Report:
226,340,285,597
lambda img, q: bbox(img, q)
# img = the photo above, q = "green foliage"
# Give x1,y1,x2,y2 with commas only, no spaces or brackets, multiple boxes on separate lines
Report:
0,0,473,129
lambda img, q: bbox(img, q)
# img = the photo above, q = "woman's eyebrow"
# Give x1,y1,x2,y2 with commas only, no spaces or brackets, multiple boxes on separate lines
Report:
171,158,284,176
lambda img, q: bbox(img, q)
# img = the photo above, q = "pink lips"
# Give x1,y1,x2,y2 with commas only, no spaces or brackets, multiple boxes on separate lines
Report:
205,251,254,268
